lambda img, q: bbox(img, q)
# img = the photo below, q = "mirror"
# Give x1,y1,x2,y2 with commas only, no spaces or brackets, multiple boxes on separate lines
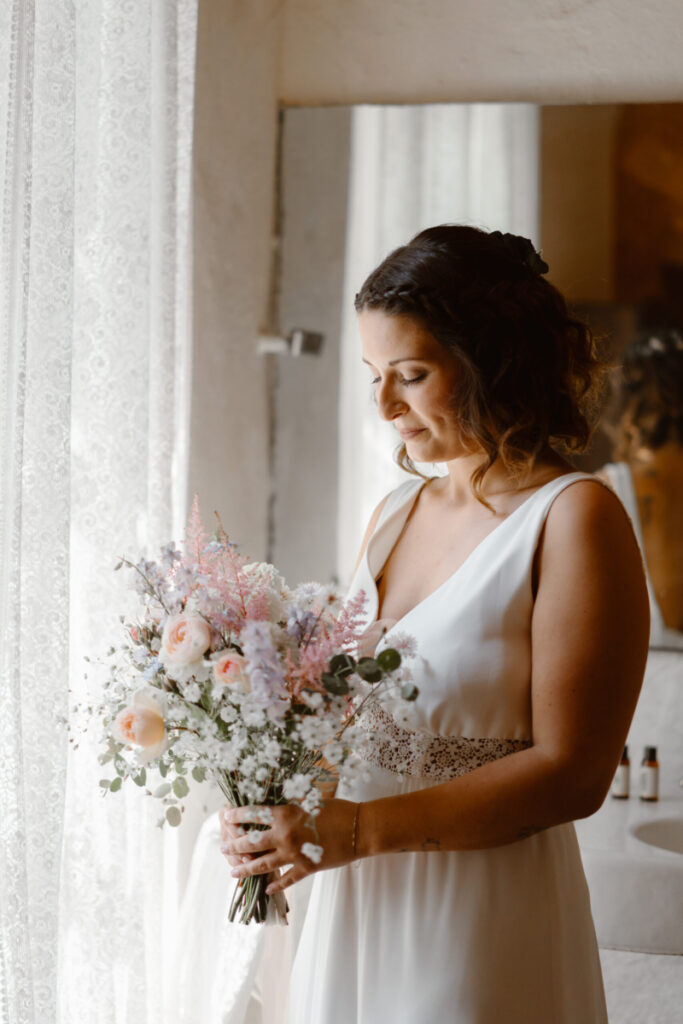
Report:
270,101,683,650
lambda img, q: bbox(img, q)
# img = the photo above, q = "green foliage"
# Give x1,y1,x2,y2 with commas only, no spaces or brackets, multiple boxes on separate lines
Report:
376,648,401,672
328,653,355,677
173,776,189,798
322,672,350,696
356,658,382,683
109,776,123,792
166,806,182,827
153,782,172,799
192,766,207,783
132,768,147,787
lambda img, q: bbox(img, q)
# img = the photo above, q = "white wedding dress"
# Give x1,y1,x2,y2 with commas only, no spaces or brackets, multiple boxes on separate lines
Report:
287,472,609,1024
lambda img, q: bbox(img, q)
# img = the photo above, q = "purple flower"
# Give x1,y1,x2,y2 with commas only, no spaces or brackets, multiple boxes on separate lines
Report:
241,621,288,708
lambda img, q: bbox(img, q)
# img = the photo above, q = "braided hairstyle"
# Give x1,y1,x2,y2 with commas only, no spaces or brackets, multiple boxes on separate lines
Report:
612,329,683,461
354,224,605,502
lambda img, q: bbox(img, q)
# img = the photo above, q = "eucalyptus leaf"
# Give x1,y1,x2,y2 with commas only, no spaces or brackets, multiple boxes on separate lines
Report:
322,672,349,696
173,776,190,798
166,806,182,827
192,766,207,783
329,653,355,677
109,776,123,792
159,761,168,778
99,779,111,789
356,658,382,683
154,782,172,799
376,648,401,672
133,768,147,787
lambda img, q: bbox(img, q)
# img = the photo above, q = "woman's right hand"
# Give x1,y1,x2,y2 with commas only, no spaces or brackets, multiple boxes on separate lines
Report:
219,804,256,868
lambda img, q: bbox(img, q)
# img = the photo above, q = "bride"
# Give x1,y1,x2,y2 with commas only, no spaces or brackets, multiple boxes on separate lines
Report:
221,225,649,1023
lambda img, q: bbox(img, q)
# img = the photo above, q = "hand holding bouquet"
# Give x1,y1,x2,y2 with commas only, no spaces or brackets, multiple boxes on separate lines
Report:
80,499,417,924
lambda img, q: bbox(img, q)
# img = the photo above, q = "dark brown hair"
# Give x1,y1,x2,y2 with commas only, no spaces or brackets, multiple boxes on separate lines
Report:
612,329,683,460
355,224,605,503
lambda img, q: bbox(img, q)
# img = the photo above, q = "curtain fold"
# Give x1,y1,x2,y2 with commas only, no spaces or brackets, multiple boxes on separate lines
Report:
0,3,197,1022
336,103,540,585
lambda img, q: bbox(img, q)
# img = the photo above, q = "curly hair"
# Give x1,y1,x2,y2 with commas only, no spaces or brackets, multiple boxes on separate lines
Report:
612,329,683,460
354,224,605,504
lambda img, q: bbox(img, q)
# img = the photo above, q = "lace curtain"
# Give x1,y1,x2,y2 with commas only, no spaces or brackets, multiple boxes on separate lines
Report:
0,2,197,1022
337,104,540,584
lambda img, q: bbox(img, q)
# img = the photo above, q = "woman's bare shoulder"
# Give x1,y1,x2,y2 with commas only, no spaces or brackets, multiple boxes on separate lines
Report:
538,474,644,588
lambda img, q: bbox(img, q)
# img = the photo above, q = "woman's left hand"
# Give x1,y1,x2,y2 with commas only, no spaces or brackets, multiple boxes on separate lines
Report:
222,797,359,896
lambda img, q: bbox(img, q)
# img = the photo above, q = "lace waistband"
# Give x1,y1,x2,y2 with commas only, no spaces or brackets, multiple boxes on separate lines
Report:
357,704,531,782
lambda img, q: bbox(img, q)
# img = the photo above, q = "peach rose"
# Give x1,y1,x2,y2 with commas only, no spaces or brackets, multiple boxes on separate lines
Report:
111,690,168,762
159,612,211,676
213,651,250,692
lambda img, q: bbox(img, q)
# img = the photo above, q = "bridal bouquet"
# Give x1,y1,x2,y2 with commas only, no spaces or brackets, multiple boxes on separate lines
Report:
82,499,417,925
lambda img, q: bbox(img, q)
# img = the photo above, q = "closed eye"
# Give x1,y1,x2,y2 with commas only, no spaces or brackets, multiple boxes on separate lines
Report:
371,373,426,386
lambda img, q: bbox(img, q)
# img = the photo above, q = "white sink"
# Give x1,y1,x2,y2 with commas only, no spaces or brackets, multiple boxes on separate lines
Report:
576,802,683,955
632,817,683,855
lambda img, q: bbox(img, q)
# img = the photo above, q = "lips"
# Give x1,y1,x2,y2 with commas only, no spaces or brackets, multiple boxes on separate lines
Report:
398,428,426,440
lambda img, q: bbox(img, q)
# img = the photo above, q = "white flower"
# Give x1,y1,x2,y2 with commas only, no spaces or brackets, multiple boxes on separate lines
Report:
301,788,322,815
301,690,324,710
283,773,313,801
180,681,201,703
261,738,282,767
301,842,323,864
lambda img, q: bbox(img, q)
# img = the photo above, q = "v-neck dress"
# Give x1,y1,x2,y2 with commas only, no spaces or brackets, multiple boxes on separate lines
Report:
287,472,608,1024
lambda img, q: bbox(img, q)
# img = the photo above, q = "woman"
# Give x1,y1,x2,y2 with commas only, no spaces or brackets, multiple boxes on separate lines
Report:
221,225,649,1023
598,329,683,648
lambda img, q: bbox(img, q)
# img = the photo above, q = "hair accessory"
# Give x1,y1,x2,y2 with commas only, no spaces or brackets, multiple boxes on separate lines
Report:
489,230,549,276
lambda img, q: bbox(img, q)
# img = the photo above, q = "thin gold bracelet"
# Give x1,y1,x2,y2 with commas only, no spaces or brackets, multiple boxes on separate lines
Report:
352,802,361,859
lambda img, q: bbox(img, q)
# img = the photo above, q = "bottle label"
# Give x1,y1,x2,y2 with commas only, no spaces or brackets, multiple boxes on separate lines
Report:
639,765,659,800
611,764,630,798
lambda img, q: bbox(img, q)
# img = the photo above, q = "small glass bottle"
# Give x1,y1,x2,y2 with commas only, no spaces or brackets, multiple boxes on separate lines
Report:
611,746,630,799
639,746,659,802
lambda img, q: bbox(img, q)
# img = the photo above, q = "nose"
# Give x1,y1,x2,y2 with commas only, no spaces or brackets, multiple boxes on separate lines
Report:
376,378,408,421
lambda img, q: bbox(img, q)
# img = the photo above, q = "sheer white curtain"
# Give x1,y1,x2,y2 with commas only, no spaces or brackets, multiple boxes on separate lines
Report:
337,104,540,584
0,3,197,1022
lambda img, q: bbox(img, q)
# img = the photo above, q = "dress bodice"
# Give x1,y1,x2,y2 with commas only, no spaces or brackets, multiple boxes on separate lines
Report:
347,471,604,740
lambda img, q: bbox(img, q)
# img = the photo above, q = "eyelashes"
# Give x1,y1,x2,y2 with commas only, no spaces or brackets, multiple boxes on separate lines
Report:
370,373,427,387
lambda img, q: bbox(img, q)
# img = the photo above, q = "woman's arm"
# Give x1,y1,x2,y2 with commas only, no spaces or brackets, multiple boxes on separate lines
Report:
357,479,649,855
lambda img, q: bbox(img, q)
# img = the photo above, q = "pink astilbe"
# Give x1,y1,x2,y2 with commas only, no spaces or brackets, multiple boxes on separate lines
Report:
329,589,369,651
184,494,207,568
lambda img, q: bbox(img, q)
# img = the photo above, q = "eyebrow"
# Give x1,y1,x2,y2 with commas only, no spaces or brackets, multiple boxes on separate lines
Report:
361,356,425,366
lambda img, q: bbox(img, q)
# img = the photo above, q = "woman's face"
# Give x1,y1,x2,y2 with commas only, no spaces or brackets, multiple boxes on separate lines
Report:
358,309,467,463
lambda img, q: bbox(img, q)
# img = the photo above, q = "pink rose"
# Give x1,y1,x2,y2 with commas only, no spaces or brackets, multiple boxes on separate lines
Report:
111,690,168,762
213,651,250,692
159,612,211,673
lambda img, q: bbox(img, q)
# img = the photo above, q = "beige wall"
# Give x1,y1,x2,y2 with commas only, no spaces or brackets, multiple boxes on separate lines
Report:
192,0,683,563
280,0,683,106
